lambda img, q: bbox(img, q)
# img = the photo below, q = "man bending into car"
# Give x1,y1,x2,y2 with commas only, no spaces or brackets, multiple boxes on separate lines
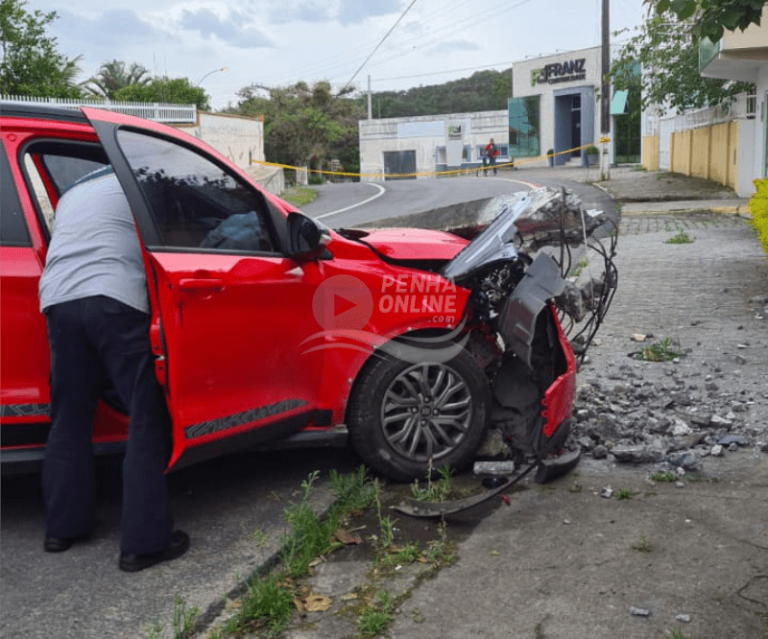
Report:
38,166,189,572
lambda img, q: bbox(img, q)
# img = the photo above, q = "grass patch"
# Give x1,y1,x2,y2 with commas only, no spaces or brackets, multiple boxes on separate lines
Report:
650,470,676,483
143,594,199,639
279,470,342,577
329,465,378,513
633,337,682,362
212,466,379,638
206,464,459,639
410,462,454,502
632,534,652,553
281,186,317,207
616,488,633,500
357,590,394,638
220,573,295,638
665,229,694,244
670,629,692,639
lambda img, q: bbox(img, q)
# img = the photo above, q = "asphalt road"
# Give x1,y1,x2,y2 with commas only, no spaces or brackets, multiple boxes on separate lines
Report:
301,168,614,227
1,447,360,639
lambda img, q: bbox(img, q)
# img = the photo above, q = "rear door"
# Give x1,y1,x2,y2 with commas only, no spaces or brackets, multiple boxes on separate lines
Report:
85,110,327,469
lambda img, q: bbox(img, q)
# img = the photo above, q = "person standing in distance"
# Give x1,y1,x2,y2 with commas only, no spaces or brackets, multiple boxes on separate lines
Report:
483,138,499,175
38,166,189,572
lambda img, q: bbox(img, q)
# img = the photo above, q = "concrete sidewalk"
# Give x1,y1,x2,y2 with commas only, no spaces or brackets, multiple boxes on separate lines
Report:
517,164,752,216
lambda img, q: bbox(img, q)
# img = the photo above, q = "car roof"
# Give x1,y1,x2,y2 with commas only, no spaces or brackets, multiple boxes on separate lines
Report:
0,102,88,124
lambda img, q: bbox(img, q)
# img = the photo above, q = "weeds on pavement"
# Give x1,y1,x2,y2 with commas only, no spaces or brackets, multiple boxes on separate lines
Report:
633,337,682,362
650,470,677,482
410,461,454,502
280,186,317,208
143,594,198,639
632,534,652,553
357,590,394,637
665,229,694,244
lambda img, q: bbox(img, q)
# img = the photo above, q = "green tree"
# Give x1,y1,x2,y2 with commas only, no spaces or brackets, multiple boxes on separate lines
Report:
610,13,753,114
645,0,766,42
0,0,82,97
236,80,364,175
114,76,209,110
85,60,150,99
365,69,511,119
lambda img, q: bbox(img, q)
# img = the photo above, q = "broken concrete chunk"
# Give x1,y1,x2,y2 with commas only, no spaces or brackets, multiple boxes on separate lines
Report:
709,414,733,429
612,446,665,464
675,614,692,623
711,444,724,457
632,334,647,342
667,450,702,471
671,419,693,437
629,606,651,617
717,434,748,447
600,486,614,499
591,444,608,459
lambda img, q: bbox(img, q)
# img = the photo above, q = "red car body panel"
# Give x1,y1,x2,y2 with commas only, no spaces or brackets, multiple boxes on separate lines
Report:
357,228,470,260
542,305,577,439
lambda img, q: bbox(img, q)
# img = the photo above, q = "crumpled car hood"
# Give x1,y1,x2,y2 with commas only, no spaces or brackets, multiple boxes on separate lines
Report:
361,228,469,261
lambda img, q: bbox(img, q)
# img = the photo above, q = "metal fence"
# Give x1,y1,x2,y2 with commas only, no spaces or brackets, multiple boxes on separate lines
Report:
0,95,196,123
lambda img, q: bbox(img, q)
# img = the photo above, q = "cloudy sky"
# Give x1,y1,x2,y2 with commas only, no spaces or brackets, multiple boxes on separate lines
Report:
38,0,647,110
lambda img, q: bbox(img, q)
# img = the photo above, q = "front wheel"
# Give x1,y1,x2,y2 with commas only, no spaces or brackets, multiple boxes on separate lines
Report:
347,349,491,481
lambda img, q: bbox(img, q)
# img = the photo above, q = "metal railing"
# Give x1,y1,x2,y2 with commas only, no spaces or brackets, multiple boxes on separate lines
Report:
658,93,757,131
0,95,196,123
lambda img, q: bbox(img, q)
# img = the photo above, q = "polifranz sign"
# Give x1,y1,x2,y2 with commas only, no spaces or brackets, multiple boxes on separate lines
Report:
531,58,587,86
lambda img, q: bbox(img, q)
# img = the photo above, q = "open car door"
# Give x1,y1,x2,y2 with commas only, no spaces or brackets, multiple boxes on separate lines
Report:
84,108,327,470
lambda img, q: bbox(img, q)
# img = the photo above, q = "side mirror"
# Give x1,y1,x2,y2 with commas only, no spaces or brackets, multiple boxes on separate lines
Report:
287,212,330,262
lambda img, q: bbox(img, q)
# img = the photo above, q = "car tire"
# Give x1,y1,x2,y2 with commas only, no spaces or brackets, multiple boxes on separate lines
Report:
347,347,491,482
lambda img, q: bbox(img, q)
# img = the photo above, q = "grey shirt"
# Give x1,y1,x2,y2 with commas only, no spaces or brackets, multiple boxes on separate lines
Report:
39,168,150,314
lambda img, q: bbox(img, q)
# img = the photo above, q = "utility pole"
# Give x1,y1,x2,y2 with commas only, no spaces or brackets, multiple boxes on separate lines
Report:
600,0,611,180
367,75,372,120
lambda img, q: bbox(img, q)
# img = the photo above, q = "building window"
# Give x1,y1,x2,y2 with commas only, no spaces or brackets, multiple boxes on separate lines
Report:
508,96,541,157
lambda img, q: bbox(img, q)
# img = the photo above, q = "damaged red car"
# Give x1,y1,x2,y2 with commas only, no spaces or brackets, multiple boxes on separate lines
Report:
1,104,616,481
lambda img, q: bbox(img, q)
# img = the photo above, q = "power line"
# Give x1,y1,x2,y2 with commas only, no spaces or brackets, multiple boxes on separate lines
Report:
340,0,420,93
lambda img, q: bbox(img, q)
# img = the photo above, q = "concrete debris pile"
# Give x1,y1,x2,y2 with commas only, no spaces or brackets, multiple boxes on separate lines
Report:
568,358,768,472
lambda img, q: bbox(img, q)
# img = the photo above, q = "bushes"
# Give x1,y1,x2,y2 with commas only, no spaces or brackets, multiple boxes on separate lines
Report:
750,179,768,255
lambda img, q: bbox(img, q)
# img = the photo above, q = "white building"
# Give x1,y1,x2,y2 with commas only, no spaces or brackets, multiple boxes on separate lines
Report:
699,8,768,190
510,46,609,166
359,46,618,181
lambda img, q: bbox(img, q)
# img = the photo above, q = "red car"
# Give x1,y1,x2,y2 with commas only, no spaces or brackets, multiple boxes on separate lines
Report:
1,104,604,481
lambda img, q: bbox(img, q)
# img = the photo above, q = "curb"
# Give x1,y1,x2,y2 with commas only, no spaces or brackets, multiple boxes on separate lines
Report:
620,203,752,217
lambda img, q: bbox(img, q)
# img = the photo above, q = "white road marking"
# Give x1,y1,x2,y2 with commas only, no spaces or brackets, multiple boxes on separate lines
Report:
483,176,541,189
315,183,387,219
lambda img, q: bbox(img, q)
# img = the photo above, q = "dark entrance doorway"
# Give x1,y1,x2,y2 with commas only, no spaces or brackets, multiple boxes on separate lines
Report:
554,89,593,166
570,94,581,157
383,150,416,180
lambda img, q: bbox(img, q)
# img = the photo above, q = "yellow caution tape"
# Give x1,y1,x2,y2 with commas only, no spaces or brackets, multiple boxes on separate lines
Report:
250,140,611,180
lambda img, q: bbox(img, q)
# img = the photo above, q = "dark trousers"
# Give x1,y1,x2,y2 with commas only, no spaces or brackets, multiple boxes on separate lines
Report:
43,295,173,555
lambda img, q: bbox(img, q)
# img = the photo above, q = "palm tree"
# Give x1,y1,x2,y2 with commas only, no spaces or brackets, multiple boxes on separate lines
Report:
84,60,150,99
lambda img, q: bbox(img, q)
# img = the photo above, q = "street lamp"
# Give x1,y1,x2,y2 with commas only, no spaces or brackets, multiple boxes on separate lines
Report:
195,66,228,86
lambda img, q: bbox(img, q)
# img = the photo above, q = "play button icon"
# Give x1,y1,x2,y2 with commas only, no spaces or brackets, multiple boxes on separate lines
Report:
312,275,374,331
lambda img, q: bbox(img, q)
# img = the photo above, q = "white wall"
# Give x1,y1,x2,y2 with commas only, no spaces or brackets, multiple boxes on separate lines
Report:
359,111,509,181
757,64,768,182
179,112,265,170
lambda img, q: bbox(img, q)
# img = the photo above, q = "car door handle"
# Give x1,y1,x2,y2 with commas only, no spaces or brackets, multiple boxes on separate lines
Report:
178,278,225,294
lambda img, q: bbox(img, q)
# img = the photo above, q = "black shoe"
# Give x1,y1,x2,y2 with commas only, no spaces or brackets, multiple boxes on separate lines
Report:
44,535,88,553
119,530,190,572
